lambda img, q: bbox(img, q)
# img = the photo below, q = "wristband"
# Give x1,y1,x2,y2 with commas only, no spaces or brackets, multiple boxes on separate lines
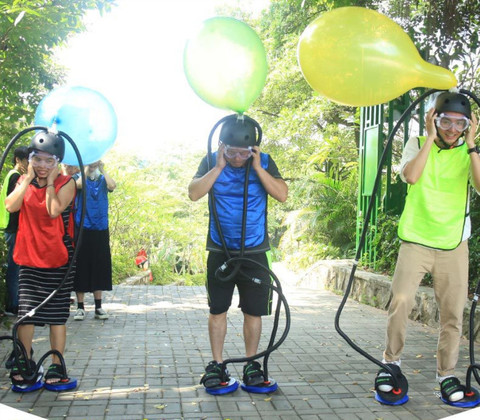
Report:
467,146,479,154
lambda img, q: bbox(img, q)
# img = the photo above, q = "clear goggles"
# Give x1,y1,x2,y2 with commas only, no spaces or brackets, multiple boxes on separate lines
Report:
435,113,470,132
29,151,59,169
224,145,253,160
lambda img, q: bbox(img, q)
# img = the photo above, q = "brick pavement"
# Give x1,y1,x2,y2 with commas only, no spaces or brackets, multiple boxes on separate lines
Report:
0,281,479,420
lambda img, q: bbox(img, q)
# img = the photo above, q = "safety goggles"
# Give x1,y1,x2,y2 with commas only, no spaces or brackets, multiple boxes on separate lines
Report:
29,151,59,169
224,145,253,160
435,113,470,132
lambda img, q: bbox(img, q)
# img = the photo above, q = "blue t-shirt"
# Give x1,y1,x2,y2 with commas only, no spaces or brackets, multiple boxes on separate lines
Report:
75,175,110,230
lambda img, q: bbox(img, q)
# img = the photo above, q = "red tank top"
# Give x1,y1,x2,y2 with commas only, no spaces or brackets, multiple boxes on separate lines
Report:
14,175,75,268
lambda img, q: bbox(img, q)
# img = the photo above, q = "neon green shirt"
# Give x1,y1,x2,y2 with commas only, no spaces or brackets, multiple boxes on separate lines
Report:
398,137,470,250
0,169,19,230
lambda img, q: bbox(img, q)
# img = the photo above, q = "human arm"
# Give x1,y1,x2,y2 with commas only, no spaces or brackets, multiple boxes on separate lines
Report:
401,108,437,184
251,146,288,203
466,113,480,191
5,163,36,213
45,166,76,218
74,172,83,189
188,145,227,201
99,161,116,191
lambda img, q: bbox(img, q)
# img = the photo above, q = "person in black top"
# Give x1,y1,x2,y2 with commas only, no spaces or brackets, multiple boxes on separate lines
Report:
189,116,288,391
1,146,29,316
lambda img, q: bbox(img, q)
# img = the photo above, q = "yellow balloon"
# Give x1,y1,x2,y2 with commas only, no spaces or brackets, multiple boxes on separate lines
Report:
297,7,457,107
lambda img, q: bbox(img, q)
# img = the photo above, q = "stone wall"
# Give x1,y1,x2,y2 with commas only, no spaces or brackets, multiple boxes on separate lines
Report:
124,270,152,285
287,260,480,343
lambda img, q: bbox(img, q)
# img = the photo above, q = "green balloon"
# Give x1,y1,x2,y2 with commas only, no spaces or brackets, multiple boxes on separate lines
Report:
184,17,267,114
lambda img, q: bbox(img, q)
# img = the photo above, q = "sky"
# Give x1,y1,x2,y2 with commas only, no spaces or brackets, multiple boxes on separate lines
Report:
56,0,271,159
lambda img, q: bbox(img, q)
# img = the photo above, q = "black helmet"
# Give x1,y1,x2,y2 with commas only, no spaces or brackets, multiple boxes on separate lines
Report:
219,115,261,147
435,92,471,119
29,131,65,162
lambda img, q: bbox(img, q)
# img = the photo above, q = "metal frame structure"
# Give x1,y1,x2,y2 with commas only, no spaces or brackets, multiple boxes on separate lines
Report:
357,92,426,267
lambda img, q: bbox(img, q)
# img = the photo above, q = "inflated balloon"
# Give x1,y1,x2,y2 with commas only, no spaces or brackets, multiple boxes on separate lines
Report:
34,86,117,165
184,16,267,114
298,7,457,107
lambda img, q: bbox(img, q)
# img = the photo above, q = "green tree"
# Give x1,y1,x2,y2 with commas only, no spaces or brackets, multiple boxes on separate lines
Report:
0,0,115,141
385,0,480,90
106,151,209,285
248,0,480,269
245,0,368,259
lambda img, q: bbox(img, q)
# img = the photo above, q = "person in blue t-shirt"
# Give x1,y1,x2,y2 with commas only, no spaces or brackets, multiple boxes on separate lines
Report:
188,116,288,390
72,161,116,321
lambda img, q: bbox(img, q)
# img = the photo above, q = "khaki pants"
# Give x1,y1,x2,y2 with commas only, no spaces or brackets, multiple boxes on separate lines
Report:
383,241,468,377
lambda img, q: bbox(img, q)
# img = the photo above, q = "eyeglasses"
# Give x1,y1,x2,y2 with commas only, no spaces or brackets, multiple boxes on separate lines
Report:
29,152,59,169
224,145,253,160
435,113,470,132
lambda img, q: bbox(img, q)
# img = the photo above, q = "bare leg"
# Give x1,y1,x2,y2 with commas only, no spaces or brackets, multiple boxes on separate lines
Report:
17,324,34,358
47,325,66,384
243,314,262,358
93,290,102,300
208,312,227,362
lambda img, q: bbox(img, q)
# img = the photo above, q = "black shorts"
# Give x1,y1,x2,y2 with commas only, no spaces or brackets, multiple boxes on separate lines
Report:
206,251,273,316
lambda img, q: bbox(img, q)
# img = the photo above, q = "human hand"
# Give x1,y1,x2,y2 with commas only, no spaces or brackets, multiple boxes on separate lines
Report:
425,107,437,141
26,162,36,182
216,143,227,169
47,164,59,184
251,145,261,170
466,113,478,148
98,161,105,173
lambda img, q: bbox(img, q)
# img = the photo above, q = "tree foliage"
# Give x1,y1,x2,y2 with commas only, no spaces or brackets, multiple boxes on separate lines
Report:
0,0,115,141
242,0,480,268
106,150,209,285
384,0,480,89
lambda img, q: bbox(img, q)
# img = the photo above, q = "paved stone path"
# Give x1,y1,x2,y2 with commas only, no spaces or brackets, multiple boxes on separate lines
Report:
1,281,479,419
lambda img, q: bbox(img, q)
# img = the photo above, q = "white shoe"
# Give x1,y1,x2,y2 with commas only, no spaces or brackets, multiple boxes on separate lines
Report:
440,376,465,402
376,363,401,393
377,371,394,392
73,308,85,321
95,308,109,320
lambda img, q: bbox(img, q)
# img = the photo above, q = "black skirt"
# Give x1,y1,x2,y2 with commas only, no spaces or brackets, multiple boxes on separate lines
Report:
73,228,113,292
18,240,75,326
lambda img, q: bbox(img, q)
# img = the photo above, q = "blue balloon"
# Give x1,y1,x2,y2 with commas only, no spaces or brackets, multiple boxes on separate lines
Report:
34,86,117,165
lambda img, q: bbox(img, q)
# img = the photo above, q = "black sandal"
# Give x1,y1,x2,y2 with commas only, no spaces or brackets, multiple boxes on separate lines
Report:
43,363,78,392
243,361,264,387
440,377,465,402
45,363,68,384
200,361,230,388
10,359,41,387
374,364,409,405
375,364,400,392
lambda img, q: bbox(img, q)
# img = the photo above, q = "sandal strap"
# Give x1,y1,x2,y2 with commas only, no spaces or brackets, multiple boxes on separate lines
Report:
200,361,229,388
10,359,39,386
374,364,402,390
440,377,465,401
45,363,68,381
243,361,264,386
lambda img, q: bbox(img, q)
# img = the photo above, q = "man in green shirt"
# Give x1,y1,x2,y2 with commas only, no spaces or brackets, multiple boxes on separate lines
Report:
375,92,480,406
